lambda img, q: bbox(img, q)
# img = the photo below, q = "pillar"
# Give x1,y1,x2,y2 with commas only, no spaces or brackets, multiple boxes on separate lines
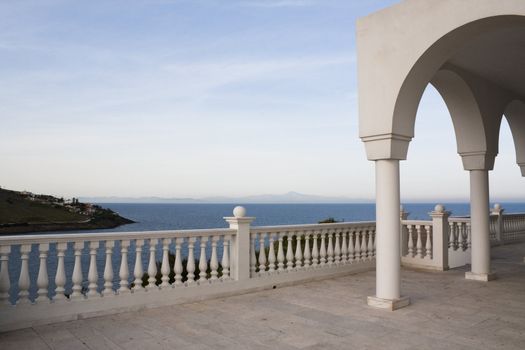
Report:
465,170,496,281
429,205,450,271
224,206,255,282
367,159,410,310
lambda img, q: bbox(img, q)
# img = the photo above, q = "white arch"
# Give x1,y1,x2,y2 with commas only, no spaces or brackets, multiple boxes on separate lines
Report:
357,0,525,160
357,0,525,309
504,100,525,176
430,67,512,170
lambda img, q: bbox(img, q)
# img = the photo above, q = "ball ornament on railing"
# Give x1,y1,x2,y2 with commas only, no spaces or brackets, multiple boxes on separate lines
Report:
434,204,445,213
494,203,501,210
233,206,246,218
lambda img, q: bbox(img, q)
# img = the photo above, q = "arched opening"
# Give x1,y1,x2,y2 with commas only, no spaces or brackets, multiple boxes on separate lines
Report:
358,1,525,309
492,116,525,202
392,15,525,142
401,84,467,206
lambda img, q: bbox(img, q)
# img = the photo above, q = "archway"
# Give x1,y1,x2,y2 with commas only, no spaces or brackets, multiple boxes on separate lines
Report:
357,0,525,309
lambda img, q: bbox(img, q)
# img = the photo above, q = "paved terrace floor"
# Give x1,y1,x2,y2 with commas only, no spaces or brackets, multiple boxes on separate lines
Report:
2,243,525,350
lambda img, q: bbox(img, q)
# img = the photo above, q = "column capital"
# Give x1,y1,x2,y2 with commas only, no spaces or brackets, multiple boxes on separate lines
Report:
460,151,496,171
361,133,412,161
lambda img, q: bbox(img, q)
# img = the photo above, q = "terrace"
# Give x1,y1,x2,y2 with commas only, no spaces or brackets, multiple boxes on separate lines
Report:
2,0,525,348
1,238,524,349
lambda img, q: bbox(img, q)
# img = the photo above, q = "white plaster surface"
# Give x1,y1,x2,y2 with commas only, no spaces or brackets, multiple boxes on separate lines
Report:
1,242,524,349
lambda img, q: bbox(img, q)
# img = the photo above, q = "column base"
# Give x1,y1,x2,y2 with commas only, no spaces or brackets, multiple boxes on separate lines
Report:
367,295,410,311
465,271,497,281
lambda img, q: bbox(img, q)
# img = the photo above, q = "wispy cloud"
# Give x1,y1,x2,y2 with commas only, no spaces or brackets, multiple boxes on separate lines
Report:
239,0,316,8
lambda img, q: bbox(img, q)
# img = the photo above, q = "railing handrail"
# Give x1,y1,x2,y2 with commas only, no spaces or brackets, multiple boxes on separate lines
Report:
503,213,525,217
0,228,237,245
401,219,432,226
251,221,376,233
449,217,471,223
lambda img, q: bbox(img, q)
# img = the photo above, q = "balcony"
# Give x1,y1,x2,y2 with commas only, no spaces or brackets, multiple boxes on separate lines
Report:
1,239,524,349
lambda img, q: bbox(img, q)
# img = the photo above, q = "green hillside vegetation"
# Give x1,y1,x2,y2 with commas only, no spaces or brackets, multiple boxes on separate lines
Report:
0,188,134,234
0,188,87,224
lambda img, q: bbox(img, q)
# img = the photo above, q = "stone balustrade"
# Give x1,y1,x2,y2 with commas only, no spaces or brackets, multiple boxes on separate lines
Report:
250,222,376,277
400,204,525,271
400,205,449,271
0,228,236,306
1,204,523,331
0,208,375,332
447,217,472,268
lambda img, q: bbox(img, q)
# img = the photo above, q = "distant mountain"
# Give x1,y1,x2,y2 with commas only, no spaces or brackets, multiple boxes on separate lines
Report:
80,191,372,204
79,196,204,204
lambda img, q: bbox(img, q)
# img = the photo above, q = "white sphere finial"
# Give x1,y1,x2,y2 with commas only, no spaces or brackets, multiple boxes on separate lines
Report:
400,205,404,212
434,204,445,213
494,203,501,210
233,206,246,218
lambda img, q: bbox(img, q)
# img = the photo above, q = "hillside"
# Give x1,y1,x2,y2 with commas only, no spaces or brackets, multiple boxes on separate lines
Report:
0,188,134,234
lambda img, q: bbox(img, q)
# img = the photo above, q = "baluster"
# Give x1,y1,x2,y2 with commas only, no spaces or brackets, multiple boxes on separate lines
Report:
416,226,423,258
286,234,295,269
457,223,462,248
119,240,130,293
355,231,362,260
71,242,84,299
54,242,67,300
250,235,257,275
425,225,432,259
303,231,311,268
341,230,348,263
161,238,171,288
327,230,334,265
186,238,196,284
360,230,367,260
199,237,208,282
0,245,11,304
174,238,184,286
348,231,355,261
334,230,341,264
221,235,231,279
102,241,114,296
467,223,472,249
133,240,144,292
277,232,285,271
407,225,414,257
36,243,49,302
18,244,32,304
312,231,319,267
459,224,465,250
87,242,99,297
294,233,303,269
372,229,377,258
258,233,267,273
361,230,369,260
267,233,276,272
147,239,158,290
367,229,374,260
448,223,454,249
210,236,219,281
319,231,327,266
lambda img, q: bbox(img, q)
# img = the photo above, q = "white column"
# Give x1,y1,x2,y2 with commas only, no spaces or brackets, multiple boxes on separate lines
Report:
367,159,410,310
224,206,255,281
466,170,496,281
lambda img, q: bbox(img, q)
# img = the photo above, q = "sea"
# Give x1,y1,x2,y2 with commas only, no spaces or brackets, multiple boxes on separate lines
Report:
6,202,525,302
41,202,525,234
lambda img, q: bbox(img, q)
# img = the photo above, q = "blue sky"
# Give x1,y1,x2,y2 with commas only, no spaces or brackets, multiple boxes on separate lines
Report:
0,0,523,201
